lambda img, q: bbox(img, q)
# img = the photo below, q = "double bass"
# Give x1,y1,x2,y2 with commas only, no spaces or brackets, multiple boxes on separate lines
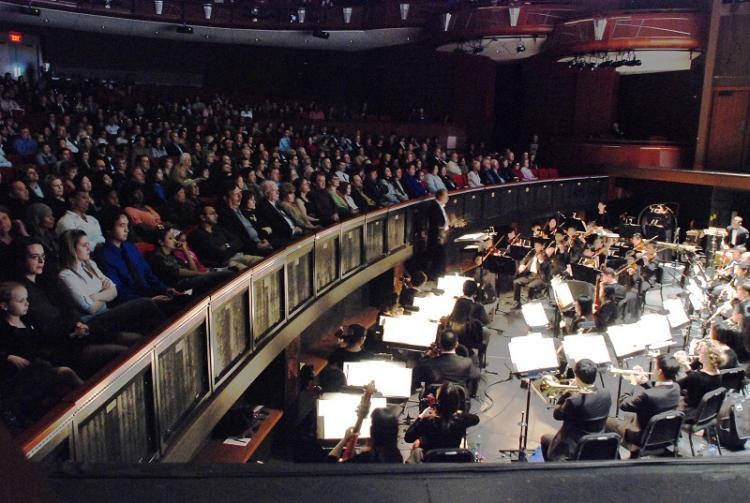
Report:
340,381,378,461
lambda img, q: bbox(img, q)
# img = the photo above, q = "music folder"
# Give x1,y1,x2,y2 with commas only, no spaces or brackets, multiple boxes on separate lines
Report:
343,361,412,399
316,392,388,440
562,334,612,365
508,335,558,374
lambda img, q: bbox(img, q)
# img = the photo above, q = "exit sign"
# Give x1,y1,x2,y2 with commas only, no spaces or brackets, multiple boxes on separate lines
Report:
8,32,23,43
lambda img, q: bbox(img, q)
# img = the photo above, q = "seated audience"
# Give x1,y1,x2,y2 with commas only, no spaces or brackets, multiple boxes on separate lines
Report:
217,183,273,256
279,183,319,232
55,190,105,249
189,205,262,271
257,180,301,245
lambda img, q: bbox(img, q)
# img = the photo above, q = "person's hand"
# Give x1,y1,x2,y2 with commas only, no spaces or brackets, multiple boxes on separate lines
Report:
7,355,30,369
179,240,189,253
13,219,29,237
343,427,358,443
166,288,186,297
102,277,114,290
418,406,436,420
332,213,340,222
629,365,649,386
71,322,89,339
258,240,273,251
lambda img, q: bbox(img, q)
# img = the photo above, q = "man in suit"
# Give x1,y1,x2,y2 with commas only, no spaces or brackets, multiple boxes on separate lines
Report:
449,280,490,354
541,359,612,461
425,189,451,280
216,183,273,256
414,330,480,391
512,237,551,309
256,180,301,247
724,216,749,249
308,172,340,226
605,355,681,448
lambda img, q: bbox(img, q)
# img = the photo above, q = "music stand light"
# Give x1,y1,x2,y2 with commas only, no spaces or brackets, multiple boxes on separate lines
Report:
343,361,412,399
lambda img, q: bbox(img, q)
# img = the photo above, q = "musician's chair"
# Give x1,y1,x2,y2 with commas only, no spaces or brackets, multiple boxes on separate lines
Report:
631,410,684,458
720,368,747,395
423,448,476,463
574,432,621,460
683,387,727,456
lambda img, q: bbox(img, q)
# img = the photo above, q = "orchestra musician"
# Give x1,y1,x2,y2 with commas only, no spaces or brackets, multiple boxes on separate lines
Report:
512,237,551,310
675,339,723,422
724,216,749,249
413,330,480,392
619,251,643,321
564,225,584,264
328,407,404,463
540,359,612,461
596,284,619,332
328,324,373,369
640,241,662,289
631,233,646,253
562,295,595,334
400,270,428,307
605,355,681,450
449,280,490,356
543,217,559,238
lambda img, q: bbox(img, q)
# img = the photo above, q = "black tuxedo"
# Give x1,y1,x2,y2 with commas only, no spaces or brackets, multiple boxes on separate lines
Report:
606,382,680,445
257,198,296,245
414,353,479,389
425,200,450,279
513,252,551,302
543,386,612,461
724,225,749,247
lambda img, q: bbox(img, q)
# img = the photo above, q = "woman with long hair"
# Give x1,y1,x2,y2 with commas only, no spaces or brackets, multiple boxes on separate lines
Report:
677,338,723,421
329,407,404,463
404,382,479,460
57,229,163,343
24,203,60,275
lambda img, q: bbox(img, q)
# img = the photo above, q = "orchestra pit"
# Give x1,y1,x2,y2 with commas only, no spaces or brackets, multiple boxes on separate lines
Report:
3,0,750,501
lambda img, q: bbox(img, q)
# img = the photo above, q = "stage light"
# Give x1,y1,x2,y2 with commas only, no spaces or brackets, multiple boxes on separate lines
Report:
399,3,410,21
312,30,330,40
516,39,525,53
154,0,163,15
342,6,352,24
297,7,306,23
203,3,212,20
250,6,258,22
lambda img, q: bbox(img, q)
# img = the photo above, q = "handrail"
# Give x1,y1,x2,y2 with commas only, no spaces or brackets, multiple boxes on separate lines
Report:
17,175,609,463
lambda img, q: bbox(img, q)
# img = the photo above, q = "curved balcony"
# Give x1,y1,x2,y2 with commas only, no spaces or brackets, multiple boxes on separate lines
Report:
18,175,609,464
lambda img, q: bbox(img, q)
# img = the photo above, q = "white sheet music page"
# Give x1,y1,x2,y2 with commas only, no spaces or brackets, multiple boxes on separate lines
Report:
607,324,645,358
562,335,612,365
552,279,575,310
663,298,690,327
343,361,412,398
437,275,473,298
638,314,673,347
316,393,388,440
508,336,558,373
521,301,549,328
412,294,455,321
381,316,439,348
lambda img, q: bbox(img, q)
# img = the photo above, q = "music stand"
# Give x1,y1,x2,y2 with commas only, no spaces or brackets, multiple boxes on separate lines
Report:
380,315,439,350
508,335,559,461
316,392,388,440
562,334,612,387
455,232,490,243
510,244,532,261
663,298,690,328
570,264,600,285
343,361,413,399
521,301,549,329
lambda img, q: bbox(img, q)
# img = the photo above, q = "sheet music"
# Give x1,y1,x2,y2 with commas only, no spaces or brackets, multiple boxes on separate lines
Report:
551,279,575,309
455,233,489,242
508,335,558,373
521,301,549,327
437,275,473,298
562,335,612,365
381,315,439,348
607,324,644,358
686,279,706,311
316,393,388,440
343,361,412,398
607,314,673,358
663,298,690,327
412,294,456,321
638,314,673,347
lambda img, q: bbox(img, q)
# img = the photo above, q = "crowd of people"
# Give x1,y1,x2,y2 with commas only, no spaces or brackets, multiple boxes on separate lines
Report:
0,72,543,434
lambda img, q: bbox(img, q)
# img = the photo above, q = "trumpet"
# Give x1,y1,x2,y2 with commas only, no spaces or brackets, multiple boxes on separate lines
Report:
607,366,653,378
538,374,593,398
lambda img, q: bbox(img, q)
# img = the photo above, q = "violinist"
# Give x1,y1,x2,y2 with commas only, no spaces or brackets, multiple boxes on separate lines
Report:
631,233,646,254
400,270,428,308
595,284,619,331
641,241,662,289
544,217,559,238
618,251,643,321
579,234,603,269
564,225,584,264
512,237,551,310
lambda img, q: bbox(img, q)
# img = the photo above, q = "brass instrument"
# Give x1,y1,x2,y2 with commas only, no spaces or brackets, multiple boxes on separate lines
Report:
538,374,593,398
607,366,653,378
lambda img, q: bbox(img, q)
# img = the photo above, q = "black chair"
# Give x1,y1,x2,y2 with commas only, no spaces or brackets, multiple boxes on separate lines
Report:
683,387,727,457
632,410,685,458
574,432,620,460
720,368,746,395
423,448,476,463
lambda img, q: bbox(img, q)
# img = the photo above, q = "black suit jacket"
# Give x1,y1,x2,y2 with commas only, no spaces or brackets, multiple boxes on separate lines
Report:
547,386,612,461
309,188,337,226
619,382,680,441
257,198,295,244
426,200,448,246
217,201,263,255
165,142,184,157
724,225,749,247
415,353,480,389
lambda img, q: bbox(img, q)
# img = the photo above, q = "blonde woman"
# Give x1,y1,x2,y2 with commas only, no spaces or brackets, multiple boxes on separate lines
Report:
676,339,723,421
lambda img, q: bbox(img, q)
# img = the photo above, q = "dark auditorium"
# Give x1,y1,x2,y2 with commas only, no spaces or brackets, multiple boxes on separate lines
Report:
3,0,750,501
